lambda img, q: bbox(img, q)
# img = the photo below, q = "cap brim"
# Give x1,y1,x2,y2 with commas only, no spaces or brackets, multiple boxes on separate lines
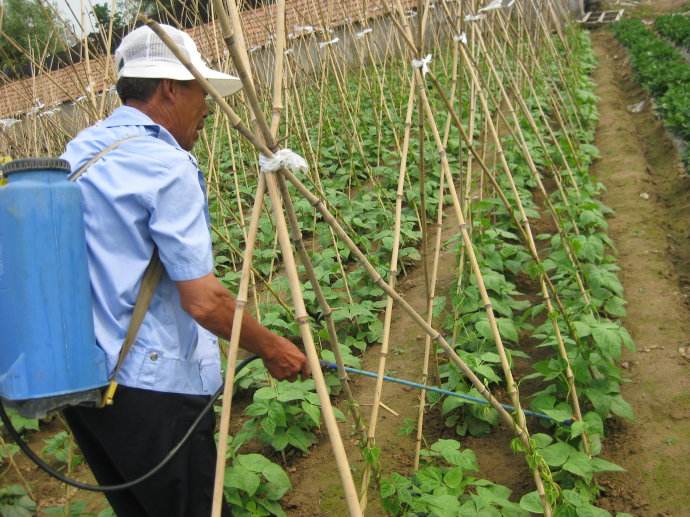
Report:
119,63,243,97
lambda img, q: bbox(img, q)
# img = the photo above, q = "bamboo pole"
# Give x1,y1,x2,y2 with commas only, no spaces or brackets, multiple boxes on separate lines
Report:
359,74,417,507
501,5,585,174
413,163,445,470
141,15,363,517
270,4,366,439
492,13,582,198
413,0,464,471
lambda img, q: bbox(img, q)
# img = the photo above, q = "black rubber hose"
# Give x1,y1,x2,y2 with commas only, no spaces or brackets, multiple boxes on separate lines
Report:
0,354,260,492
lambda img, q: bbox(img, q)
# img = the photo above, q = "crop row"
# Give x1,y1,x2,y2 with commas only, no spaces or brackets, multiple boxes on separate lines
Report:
614,18,690,162
656,14,690,50
382,31,633,516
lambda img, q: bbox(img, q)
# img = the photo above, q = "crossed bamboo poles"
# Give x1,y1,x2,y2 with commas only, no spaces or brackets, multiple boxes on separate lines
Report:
143,1,595,515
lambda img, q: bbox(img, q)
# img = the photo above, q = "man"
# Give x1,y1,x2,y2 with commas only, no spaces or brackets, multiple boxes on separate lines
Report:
61,24,309,517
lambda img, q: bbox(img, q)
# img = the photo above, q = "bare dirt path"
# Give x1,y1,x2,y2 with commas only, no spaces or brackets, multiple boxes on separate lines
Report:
591,29,690,516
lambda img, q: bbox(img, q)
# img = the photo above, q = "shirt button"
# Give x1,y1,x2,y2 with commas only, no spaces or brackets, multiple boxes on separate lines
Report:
149,352,159,362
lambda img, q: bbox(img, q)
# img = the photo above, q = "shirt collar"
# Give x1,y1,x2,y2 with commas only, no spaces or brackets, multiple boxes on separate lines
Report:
103,105,183,150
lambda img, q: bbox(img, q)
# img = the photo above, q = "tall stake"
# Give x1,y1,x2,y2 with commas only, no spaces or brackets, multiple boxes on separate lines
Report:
359,74,417,507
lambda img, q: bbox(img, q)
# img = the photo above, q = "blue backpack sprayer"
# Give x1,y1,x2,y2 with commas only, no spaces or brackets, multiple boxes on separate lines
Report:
0,157,568,493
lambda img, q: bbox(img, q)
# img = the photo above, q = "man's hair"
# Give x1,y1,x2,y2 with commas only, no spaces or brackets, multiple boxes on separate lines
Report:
115,77,162,103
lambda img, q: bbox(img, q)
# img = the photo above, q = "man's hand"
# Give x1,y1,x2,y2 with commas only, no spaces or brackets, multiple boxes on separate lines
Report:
262,336,310,381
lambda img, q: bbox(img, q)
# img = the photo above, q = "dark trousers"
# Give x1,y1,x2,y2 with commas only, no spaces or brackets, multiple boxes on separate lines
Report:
64,386,231,517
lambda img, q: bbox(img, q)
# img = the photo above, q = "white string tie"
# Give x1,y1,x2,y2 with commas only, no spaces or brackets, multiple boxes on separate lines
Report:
479,0,514,12
453,33,468,45
38,108,58,118
319,37,340,49
406,9,418,18
412,54,432,76
284,48,294,55
0,118,20,129
294,25,314,34
465,13,485,22
289,25,315,39
356,27,373,38
259,149,309,174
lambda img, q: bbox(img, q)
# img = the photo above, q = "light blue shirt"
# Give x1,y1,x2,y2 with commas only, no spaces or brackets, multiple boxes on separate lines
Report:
61,106,221,396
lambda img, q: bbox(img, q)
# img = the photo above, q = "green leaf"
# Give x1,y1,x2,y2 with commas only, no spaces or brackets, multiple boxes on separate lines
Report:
475,320,492,340
539,442,573,467
262,463,292,500
237,453,271,473
429,439,464,466
592,326,621,358
301,401,321,427
225,465,261,496
519,491,544,513
443,466,465,489
257,499,287,517
270,432,289,451
286,426,314,452
563,452,594,482
261,414,277,436
419,494,462,516
530,433,553,449
610,395,634,421
604,296,627,317
573,321,591,338
276,386,308,403
5,409,39,433
575,504,612,517
497,318,519,342
570,420,586,439
542,408,573,424
254,387,277,401
591,457,625,473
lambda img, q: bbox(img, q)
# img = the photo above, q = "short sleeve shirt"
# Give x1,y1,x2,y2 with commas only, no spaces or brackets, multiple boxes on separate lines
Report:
61,105,221,396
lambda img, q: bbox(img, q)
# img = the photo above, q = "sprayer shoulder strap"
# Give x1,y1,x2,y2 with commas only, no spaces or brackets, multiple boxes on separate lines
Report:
110,250,165,381
68,135,143,182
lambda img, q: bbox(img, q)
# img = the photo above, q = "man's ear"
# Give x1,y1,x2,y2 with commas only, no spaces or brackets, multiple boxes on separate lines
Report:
158,79,178,103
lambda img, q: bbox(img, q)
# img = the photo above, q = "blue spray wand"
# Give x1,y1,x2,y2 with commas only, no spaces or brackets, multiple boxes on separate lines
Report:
319,360,573,426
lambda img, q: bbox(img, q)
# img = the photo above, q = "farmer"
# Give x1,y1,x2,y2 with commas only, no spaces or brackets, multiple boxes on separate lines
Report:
60,24,309,517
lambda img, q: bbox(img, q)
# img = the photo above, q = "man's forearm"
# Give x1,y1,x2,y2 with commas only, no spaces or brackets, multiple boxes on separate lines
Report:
177,273,309,380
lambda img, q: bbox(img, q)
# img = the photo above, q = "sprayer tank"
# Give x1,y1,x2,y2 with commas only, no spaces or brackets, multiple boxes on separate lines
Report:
0,158,108,415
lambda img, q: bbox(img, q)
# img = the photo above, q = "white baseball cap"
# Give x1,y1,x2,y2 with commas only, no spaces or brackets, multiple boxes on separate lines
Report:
114,24,242,97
